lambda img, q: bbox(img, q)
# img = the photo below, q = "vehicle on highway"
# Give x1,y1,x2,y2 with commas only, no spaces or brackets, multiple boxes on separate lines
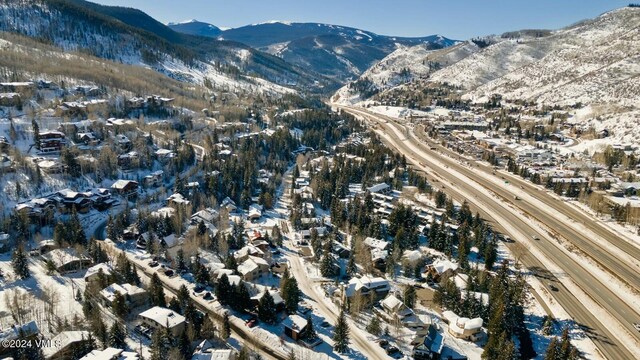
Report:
514,195,520,200
533,235,540,241
549,284,559,292
633,323,640,332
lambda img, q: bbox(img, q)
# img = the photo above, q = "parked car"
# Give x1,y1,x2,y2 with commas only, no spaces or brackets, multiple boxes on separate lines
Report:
246,319,257,328
386,346,400,355
378,340,389,349
203,292,214,301
164,269,175,277
148,261,159,267
320,321,331,328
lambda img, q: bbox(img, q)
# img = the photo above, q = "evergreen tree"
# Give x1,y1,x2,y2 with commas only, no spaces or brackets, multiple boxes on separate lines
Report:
111,291,129,319
365,316,381,336
149,273,166,307
282,276,300,314
257,291,278,324
272,224,283,247
403,285,416,309
176,249,186,271
320,241,335,278
216,274,231,304
221,312,231,340
333,307,350,353
150,327,171,360
12,246,30,280
300,315,316,340
108,321,126,348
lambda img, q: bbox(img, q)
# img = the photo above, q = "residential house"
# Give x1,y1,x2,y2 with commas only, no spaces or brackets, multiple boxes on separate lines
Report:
111,180,138,200
38,130,67,153
117,151,139,170
191,208,218,226
442,310,483,341
282,314,309,341
100,283,148,308
84,263,114,285
43,331,92,360
167,193,190,207
44,248,91,273
191,340,236,360
56,188,93,213
143,170,164,187
0,321,39,358
237,256,269,282
138,306,186,336
343,275,390,301
81,347,139,360
251,290,284,311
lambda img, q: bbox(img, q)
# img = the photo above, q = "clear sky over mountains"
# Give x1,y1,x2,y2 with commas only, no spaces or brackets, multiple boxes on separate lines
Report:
93,0,630,39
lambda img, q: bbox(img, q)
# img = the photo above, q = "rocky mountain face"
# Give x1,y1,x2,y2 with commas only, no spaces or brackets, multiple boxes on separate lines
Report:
170,20,457,83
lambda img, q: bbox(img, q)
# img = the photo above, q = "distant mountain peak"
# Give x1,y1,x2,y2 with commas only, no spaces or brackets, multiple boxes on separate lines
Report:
251,20,293,26
167,19,198,26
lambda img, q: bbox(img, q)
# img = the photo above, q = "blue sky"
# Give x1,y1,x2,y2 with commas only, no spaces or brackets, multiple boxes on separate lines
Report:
93,0,630,39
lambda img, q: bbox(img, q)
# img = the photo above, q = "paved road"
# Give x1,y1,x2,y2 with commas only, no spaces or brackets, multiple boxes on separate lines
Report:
279,170,390,360
103,242,287,360
337,105,640,360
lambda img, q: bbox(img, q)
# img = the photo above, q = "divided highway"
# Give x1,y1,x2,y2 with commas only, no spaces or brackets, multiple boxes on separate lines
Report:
337,104,640,360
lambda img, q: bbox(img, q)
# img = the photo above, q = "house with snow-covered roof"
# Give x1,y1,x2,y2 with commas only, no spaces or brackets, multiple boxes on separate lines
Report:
442,310,483,341
138,306,186,336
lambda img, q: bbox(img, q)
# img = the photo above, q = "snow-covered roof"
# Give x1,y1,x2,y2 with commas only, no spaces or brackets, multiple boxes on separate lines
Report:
100,283,146,303
381,294,403,311
432,259,458,274
81,347,140,360
44,331,91,358
237,258,260,275
364,237,389,250
84,263,114,280
367,183,390,193
192,349,235,360
139,306,185,329
0,321,39,342
167,193,190,205
111,179,137,190
44,248,89,267
282,314,308,331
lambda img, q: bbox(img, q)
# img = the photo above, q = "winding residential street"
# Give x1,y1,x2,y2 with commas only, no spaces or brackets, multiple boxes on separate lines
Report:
335,104,640,360
276,169,390,360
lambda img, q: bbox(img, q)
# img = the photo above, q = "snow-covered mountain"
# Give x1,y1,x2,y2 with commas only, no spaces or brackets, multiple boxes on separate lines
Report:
169,20,458,82
166,19,223,38
0,0,325,94
336,7,640,143
332,41,481,104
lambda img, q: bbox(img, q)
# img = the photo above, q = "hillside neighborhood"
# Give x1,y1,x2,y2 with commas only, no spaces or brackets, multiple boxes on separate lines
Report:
1,1,640,360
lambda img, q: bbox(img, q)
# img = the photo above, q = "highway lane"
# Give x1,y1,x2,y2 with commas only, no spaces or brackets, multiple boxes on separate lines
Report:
410,125,640,285
352,107,640,294
338,105,639,359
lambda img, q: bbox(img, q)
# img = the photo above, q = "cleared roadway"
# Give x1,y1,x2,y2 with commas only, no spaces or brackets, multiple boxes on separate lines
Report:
337,104,640,360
